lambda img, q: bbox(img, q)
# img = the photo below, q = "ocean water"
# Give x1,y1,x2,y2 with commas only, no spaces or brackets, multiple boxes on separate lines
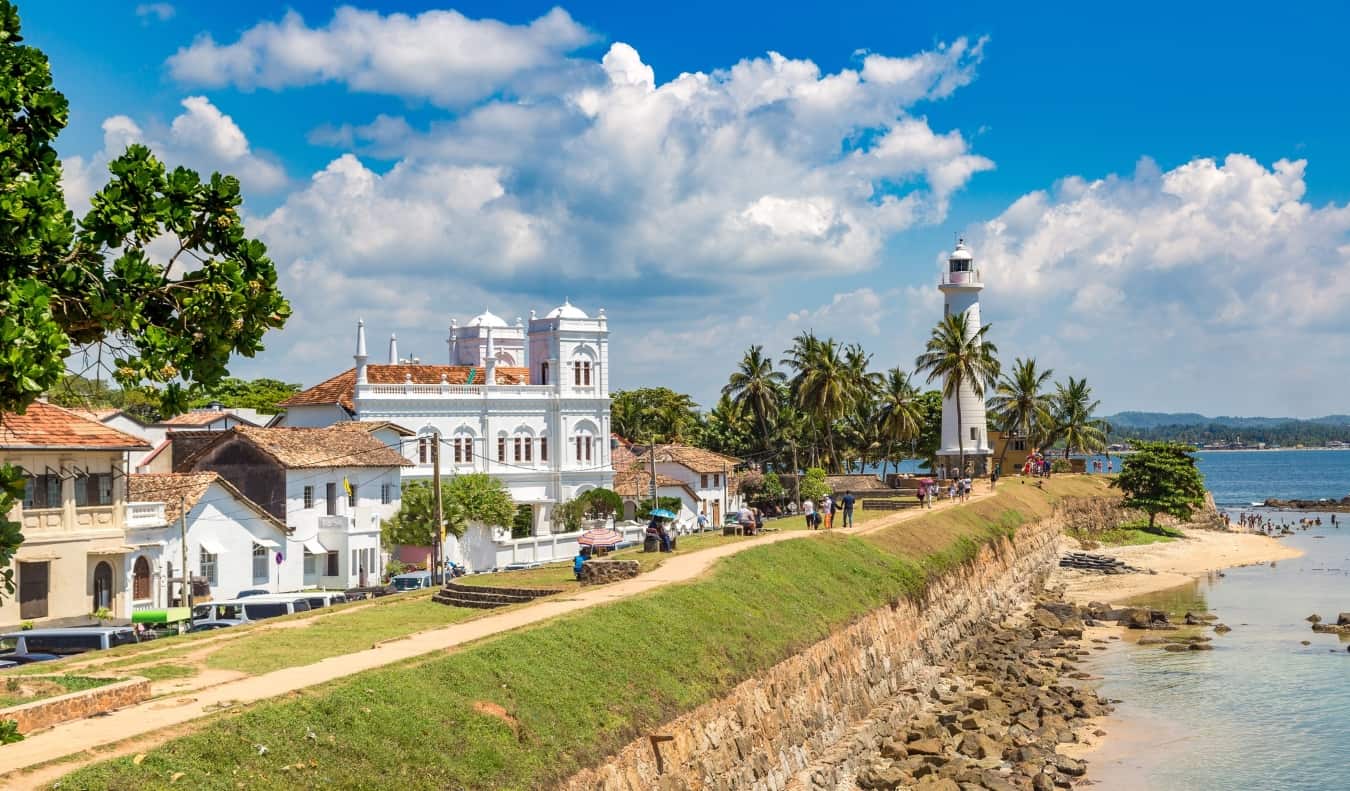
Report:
1083,450,1350,791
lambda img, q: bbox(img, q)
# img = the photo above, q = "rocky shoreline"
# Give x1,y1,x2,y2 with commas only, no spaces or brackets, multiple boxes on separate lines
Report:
842,596,1115,791
1263,496,1350,511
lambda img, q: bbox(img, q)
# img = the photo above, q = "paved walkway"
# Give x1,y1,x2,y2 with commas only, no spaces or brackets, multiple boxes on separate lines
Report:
0,488,991,785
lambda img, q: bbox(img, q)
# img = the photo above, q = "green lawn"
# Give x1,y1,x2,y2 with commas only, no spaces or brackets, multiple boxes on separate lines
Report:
131,664,199,682
1085,518,1185,547
0,675,118,709
53,479,1113,790
203,598,478,675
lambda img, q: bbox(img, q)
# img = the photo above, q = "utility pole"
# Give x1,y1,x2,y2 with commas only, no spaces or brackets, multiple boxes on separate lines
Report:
649,439,658,513
179,495,191,610
432,435,445,584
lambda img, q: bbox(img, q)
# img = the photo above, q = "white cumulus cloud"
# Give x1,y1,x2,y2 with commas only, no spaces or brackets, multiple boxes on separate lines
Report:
166,6,596,107
62,96,287,218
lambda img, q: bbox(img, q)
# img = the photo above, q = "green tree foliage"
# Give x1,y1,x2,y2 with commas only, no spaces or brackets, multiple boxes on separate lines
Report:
989,357,1055,469
913,390,943,469
0,2,290,596
877,368,922,476
1050,377,1108,457
552,488,624,534
1111,441,1207,528
611,387,701,443
914,312,1001,474
798,467,830,503
188,377,301,414
637,496,683,520
382,474,515,545
722,344,785,454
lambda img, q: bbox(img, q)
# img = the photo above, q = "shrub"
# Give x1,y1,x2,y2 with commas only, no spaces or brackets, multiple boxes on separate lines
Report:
0,719,22,744
1051,459,1072,474
799,467,829,502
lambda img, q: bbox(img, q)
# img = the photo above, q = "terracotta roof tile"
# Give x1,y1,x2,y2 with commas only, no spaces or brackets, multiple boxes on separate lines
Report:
160,410,258,427
635,444,740,473
180,426,413,470
0,402,152,450
612,469,686,497
279,365,531,411
129,472,287,532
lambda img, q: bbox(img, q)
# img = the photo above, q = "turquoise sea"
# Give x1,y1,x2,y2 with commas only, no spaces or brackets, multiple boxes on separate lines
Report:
1085,449,1350,791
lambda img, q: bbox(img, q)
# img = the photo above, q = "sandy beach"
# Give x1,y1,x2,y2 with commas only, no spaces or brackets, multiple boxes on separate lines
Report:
1051,527,1304,605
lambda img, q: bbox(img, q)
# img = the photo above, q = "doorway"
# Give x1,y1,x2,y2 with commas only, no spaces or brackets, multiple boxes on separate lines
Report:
19,561,49,620
93,561,114,611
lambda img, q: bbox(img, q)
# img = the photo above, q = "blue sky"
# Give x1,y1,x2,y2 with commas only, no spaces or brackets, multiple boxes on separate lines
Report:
27,1,1350,416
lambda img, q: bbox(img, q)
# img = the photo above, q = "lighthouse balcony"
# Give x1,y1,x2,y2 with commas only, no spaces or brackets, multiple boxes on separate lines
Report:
940,269,982,287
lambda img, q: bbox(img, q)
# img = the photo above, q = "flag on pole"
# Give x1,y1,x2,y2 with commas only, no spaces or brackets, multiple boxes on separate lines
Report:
343,477,353,498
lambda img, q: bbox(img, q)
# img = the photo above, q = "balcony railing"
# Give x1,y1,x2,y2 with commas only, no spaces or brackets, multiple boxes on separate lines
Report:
357,383,583,398
940,269,982,286
126,501,167,528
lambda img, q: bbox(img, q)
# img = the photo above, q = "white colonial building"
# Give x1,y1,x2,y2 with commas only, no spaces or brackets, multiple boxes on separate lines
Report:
275,301,615,569
936,239,993,477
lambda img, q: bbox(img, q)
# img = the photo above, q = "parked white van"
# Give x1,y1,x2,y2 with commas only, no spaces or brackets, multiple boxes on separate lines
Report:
192,597,312,623
0,627,139,656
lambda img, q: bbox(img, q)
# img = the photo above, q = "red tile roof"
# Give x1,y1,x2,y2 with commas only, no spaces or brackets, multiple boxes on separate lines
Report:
160,410,258,427
634,444,740,473
179,426,413,470
0,402,151,450
279,365,531,412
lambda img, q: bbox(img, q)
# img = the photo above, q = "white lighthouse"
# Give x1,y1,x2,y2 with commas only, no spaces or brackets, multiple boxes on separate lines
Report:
936,239,992,477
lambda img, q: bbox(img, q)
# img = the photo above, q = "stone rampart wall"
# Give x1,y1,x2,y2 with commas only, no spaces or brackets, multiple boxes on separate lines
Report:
3,676,151,734
560,510,1065,791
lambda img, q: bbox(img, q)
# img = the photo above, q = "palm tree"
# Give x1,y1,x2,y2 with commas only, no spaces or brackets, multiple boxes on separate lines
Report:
988,357,1055,473
1052,377,1108,458
877,368,923,478
722,345,785,455
794,338,850,472
914,312,1001,475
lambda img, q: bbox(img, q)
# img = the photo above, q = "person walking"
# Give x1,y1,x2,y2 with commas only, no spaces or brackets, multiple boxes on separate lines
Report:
822,494,834,529
803,498,816,529
841,491,855,528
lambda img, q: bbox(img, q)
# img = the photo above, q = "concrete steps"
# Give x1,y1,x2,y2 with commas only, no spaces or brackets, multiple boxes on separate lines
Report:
431,581,562,609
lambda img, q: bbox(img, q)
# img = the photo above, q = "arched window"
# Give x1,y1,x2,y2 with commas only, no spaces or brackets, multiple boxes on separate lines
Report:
132,556,151,600
93,561,113,611
451,428,476,465
573,422,598,464
571,346,597,387
417,430,440,464
512,426,535,463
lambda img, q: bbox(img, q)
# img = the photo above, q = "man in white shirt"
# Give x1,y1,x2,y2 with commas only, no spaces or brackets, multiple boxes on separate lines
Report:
802,498,816,529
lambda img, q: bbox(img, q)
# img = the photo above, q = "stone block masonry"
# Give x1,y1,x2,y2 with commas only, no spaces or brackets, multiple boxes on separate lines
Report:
580,560,641,585
3,677,151,735
560,510,1066,791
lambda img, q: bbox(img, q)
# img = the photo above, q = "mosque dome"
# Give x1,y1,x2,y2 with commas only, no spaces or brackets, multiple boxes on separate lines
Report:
545,298,588,319
467,309,509,328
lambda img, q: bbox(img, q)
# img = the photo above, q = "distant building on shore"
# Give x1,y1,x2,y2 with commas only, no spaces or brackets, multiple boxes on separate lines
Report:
936,239,993,477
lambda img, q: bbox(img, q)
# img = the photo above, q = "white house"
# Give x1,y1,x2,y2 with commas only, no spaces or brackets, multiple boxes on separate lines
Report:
176,425,409,589
274,302,614,550
614,442,741,527
126,472,295,605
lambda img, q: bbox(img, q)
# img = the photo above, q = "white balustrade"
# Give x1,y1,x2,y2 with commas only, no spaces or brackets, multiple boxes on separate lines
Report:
126,501,167,528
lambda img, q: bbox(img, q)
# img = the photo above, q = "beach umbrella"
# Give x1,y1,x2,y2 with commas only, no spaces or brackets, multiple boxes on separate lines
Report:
650,508,678,519
577,527,624,548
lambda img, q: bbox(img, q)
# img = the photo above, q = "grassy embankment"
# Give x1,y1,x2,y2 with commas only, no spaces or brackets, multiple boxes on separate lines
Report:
51,478,1110,791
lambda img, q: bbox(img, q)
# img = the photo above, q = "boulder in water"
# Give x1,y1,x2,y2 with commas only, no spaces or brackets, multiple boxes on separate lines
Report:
1305,614,1322,624
1337,613,1350,626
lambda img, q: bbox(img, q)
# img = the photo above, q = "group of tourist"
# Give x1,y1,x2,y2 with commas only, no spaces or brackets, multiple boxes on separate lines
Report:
800,491,856,529
1234,511,1337,536
1089,458,1114,473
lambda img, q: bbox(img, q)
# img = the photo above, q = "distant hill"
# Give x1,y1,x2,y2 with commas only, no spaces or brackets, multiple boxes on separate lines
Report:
1105,412,1350,429
1102,412,1350,445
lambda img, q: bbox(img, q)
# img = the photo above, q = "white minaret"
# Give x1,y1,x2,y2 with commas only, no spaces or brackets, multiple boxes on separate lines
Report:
937,239,992,477
388,333,399,364
354,319,368,384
